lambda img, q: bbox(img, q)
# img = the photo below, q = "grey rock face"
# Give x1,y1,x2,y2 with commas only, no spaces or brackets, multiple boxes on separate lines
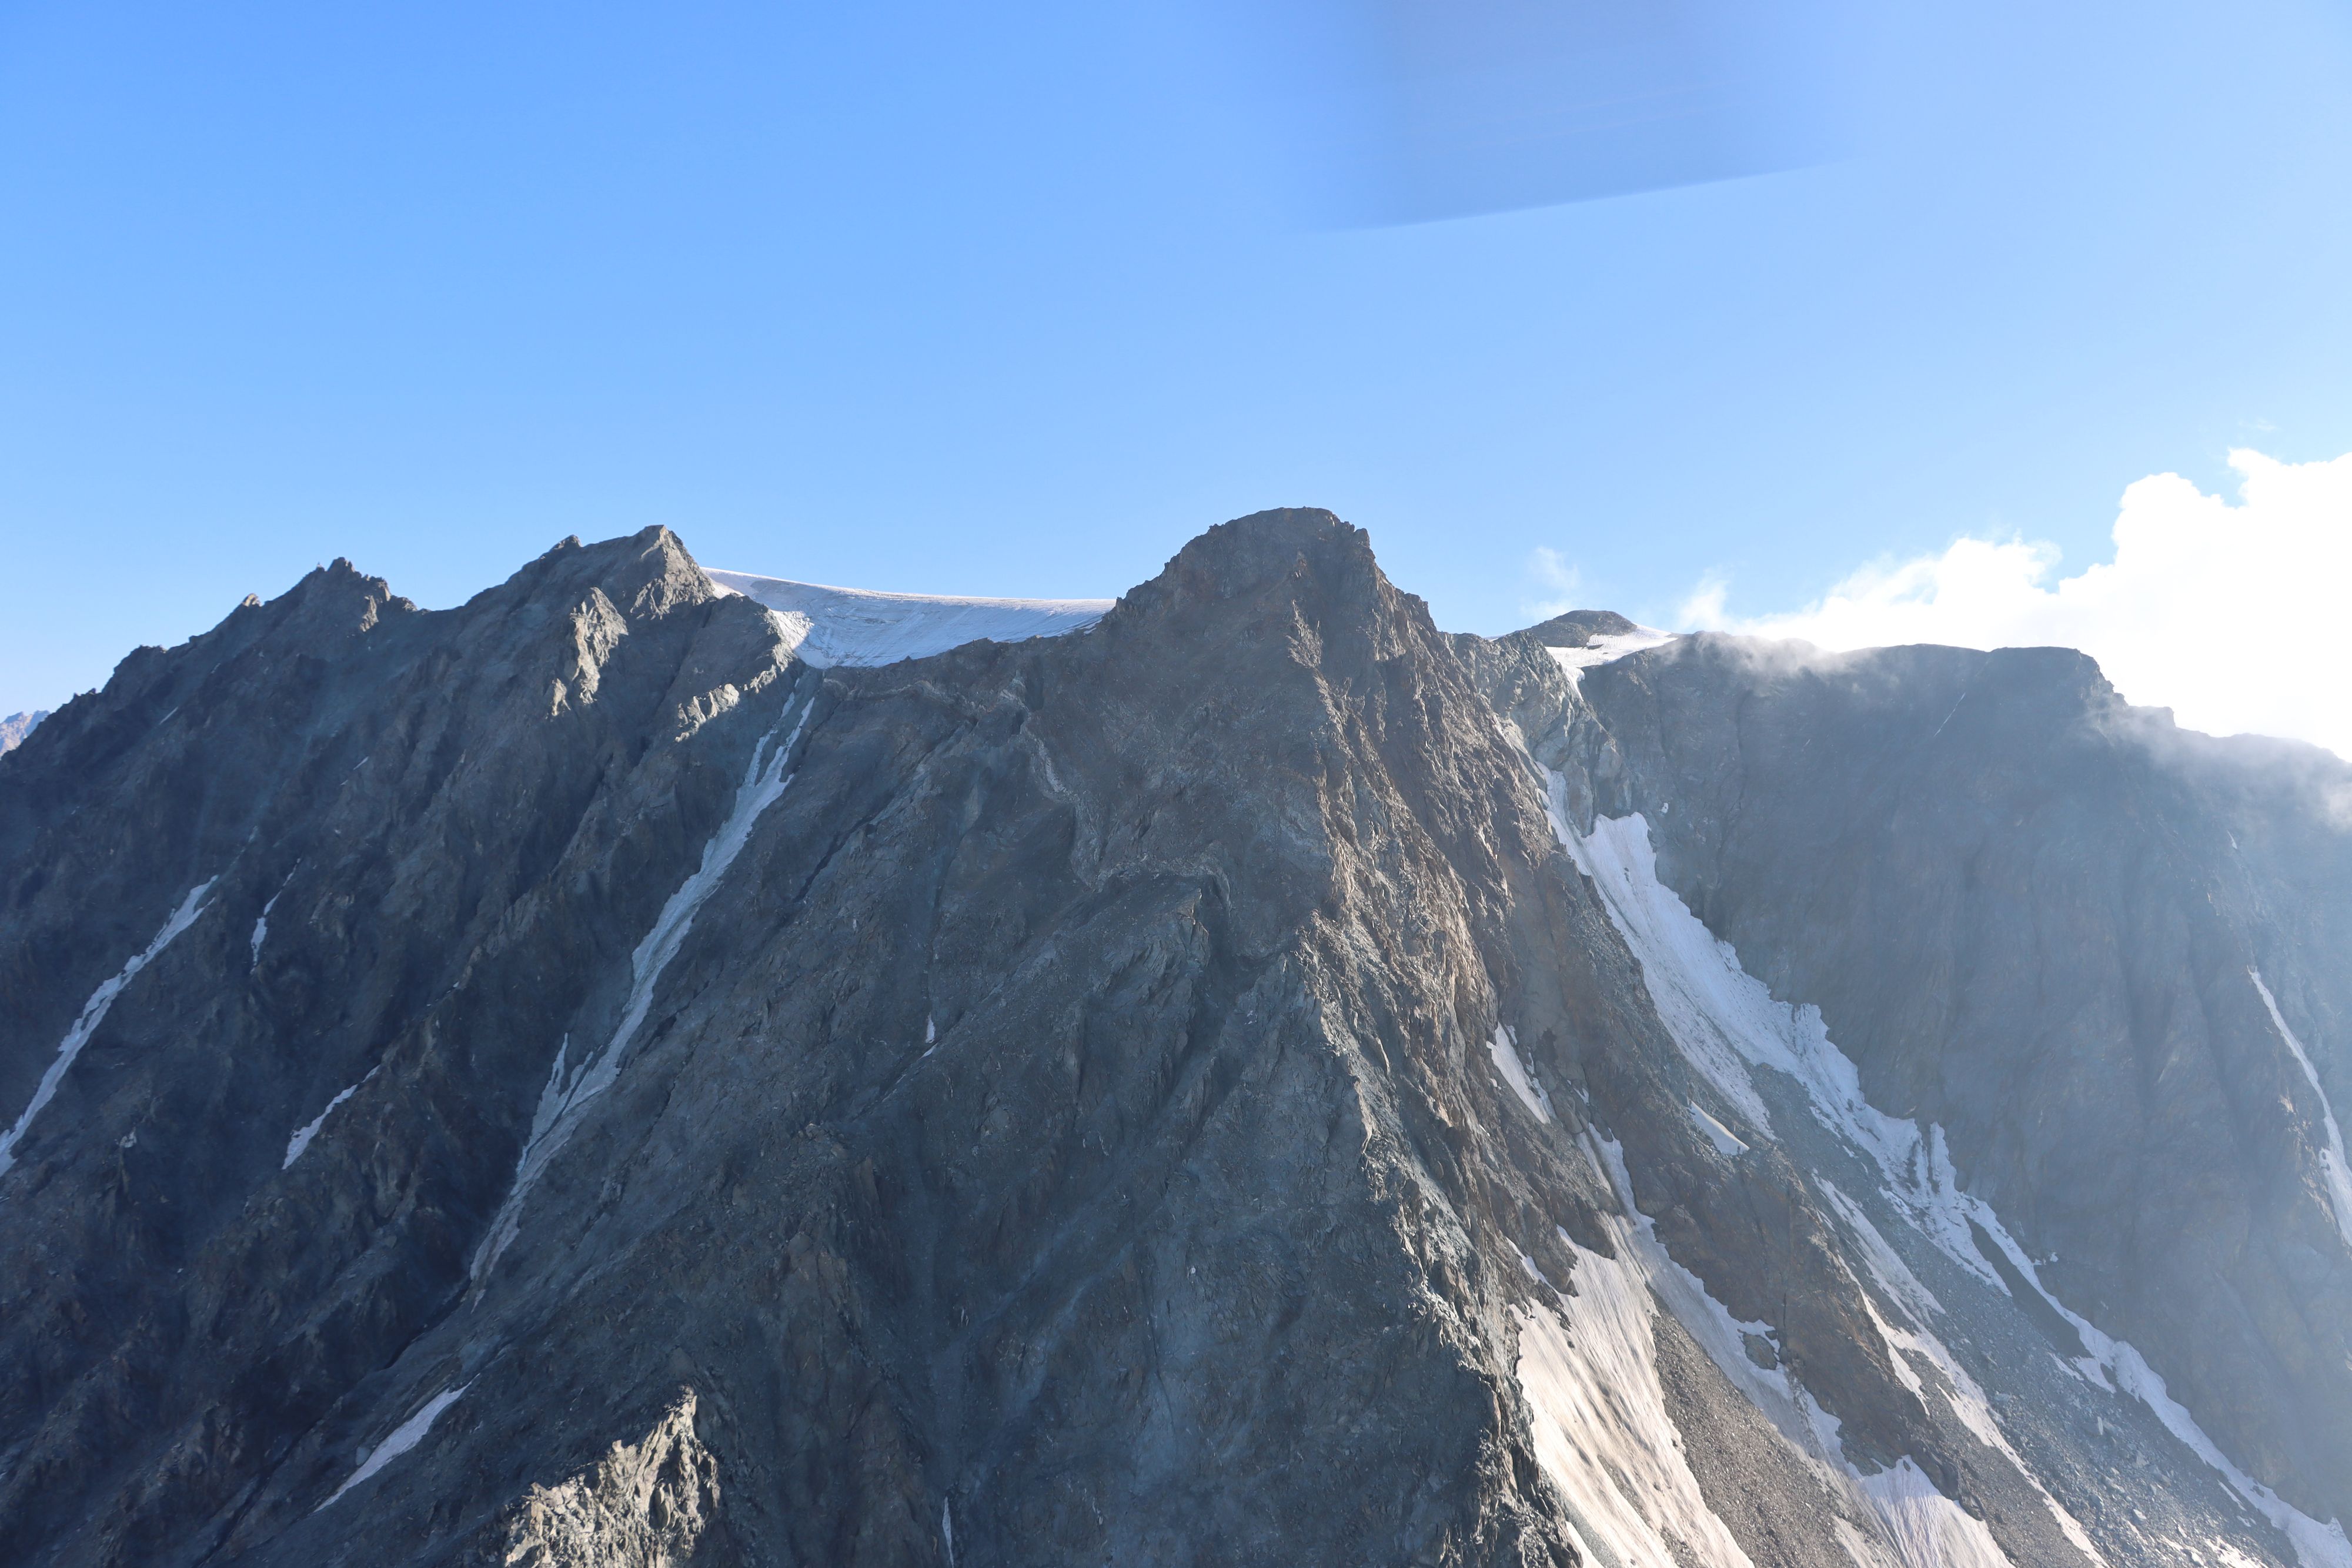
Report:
2,531,2348,1567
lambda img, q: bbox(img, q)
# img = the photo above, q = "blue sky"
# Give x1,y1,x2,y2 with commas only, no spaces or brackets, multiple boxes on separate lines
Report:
5,0,2351,718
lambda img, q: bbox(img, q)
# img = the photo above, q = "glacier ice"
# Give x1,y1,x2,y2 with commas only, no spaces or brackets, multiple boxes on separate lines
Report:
706,571,1110,668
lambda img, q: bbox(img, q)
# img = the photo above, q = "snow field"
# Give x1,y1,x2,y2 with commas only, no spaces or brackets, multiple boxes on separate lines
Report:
1542,628,1681,690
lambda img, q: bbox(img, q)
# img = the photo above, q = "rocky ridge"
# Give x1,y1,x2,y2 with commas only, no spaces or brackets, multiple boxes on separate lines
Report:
1,515,2347,1566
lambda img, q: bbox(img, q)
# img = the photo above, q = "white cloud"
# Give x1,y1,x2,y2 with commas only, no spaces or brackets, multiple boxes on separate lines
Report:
1525,546,1584,619
1692,448,2352,760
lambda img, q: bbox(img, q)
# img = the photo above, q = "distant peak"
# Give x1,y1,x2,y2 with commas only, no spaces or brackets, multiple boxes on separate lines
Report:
1517,609,1639,647
0,708,50,755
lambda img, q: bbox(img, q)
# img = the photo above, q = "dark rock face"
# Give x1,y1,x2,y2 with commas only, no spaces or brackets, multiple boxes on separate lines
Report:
2,523,2348,1567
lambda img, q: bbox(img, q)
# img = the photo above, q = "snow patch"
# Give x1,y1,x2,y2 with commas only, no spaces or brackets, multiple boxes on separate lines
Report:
2251,968,2352,1252
1487,1024,1553,1123
1689,1101,1749,1158
1819,1180,1946,1324
1578,1131,2022,1567
1,879,215,1182
1515,1230,1759,1566
1582,1132,1851,1465
250,874,292,968
1856,1459,2016,1568
318,1383,470,1510
1820,1185,2107,1564
472,702,813,1281
707,571,1110,668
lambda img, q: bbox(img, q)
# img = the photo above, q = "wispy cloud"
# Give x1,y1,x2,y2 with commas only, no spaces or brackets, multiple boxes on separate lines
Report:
1683,448,2352,760
1676,576,1729,629
1524,547,1584,620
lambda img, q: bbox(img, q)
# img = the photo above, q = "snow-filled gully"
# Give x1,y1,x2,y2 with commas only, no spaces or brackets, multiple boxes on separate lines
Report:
284,1066,380,1169
471,701,813,1282
316,1383,470,1511
1530,778,2352,1568
2,878,215,1184
2251,968,2352,1253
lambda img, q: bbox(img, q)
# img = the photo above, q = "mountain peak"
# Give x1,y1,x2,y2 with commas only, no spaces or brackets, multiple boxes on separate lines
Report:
1518,607,1639,646
0,709,48,755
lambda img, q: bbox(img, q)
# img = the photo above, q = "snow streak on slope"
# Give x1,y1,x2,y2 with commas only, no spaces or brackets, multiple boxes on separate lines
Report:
1487,1024,1553,1122
1817,1185,2109,1565
1542,785,2352,1568
249,878,289,968
285,1067,379,1169
1,879,214,1182
1580,1133,1847,1465
472,703,811,1281
707,570,1111,668
1966,1215,2352,1568
317,1383,470,1510
2250,968,2352,1252
1551,793,1997,1286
